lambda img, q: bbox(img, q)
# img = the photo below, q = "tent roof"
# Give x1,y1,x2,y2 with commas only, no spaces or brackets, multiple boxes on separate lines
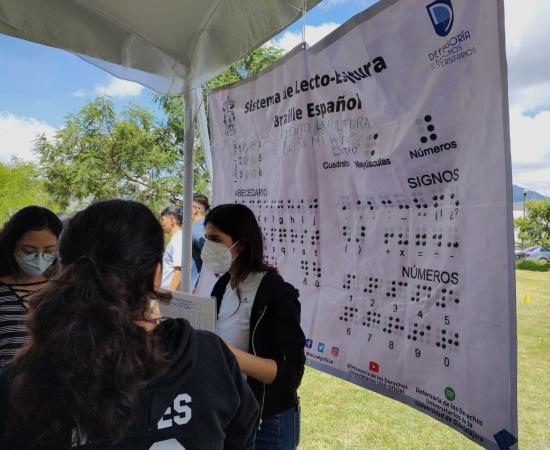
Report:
0,0,320,93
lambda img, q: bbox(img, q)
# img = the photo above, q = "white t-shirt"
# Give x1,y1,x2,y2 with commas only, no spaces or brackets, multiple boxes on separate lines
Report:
216,271,267,351
161,230,182,289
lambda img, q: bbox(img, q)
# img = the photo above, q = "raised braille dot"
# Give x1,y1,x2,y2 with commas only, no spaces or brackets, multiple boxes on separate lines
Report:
424,115,432,122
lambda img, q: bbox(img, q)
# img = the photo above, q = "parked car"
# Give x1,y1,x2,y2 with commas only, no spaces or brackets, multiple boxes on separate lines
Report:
515,245,550,262
515,245,538,260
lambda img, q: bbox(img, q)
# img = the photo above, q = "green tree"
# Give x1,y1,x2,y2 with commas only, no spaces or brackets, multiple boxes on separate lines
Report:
35,97,186,210
206,45,283,90
151,95,211,197
515,199,550,247
0,158,60,225
35,46,283,210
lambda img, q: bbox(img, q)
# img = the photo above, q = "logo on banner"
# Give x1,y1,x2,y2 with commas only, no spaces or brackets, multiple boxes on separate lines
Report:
426,0,454,37
444,386,456,401
331,346,340,357
222,96,236,136
305,339,313,349
317,342,325,353
368,361,380,373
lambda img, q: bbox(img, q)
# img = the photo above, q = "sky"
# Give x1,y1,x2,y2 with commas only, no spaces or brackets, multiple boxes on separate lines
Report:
0,0,549,195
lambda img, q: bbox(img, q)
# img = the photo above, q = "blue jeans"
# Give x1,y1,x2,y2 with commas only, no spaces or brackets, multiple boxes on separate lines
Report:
255,406,300,450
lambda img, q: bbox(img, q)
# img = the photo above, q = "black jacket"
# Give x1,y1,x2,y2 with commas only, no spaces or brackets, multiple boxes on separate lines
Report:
0,319,258,450
212,271,306,420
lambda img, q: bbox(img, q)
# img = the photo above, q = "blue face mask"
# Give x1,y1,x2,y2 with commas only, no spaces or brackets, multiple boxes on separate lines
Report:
14,253,55,277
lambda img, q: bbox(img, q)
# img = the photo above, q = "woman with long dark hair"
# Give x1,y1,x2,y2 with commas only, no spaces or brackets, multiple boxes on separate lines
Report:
203,203,306,450
0,206,63,367
0,200,257,450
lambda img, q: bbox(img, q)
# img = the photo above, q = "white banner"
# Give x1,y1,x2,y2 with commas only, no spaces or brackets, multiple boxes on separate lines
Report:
206,0,517,447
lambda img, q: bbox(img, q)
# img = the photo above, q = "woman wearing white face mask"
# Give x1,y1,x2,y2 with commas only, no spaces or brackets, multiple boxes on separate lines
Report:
202,204,306,450
0,206,62,366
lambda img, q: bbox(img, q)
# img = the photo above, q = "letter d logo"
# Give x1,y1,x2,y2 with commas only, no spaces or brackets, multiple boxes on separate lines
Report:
426,0,454,37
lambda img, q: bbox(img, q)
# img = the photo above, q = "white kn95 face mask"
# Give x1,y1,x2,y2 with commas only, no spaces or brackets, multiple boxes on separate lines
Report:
200,240,239,274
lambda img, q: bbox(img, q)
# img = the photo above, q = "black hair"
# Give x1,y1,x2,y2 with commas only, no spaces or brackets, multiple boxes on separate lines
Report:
193,194,210,213
204,203,275,287
160,206,183,226
7,200,170,449
0,206,63,277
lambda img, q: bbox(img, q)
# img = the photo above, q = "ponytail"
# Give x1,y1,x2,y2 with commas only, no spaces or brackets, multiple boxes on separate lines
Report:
6,200,171,449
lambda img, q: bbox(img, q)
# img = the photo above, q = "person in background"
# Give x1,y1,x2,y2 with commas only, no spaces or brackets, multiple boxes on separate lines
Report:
159,206,183,290
191,194,210,288
203,203,305,450
0,206,63,367
0,199,258,450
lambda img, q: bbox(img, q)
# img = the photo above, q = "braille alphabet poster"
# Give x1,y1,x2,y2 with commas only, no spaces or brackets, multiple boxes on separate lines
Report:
206,0,517,447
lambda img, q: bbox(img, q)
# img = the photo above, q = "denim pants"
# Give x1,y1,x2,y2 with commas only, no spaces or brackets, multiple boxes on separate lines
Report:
255,406,300,450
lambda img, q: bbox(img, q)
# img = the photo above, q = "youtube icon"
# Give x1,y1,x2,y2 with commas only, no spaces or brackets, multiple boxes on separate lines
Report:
369,361,380,373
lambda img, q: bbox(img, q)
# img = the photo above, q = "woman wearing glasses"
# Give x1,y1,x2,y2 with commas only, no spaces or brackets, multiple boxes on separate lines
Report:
0,206,63,366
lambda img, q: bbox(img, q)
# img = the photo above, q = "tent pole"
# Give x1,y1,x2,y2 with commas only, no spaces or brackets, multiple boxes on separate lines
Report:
181,84,194,293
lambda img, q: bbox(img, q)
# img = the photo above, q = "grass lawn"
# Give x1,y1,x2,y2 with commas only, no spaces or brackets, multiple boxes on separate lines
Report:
298,269,550,449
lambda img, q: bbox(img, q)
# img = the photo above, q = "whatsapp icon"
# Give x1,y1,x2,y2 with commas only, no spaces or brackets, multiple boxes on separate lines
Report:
444,387,456,401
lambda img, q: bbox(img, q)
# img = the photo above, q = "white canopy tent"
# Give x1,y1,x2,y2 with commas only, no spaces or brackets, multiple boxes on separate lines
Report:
0,0,320,291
